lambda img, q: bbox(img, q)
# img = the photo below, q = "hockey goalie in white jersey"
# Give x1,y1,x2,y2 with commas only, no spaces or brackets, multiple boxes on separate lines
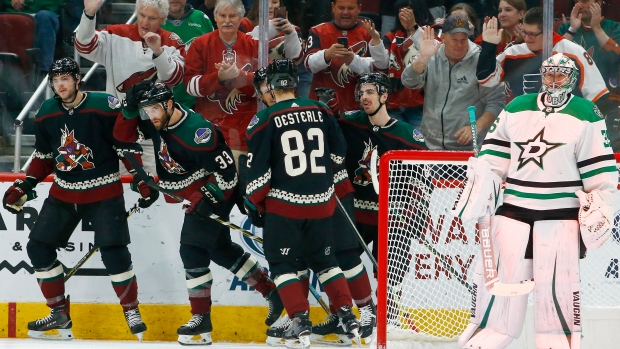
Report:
452,53,620,349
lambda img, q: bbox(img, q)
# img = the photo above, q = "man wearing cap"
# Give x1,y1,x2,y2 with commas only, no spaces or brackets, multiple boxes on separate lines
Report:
401,13,506,151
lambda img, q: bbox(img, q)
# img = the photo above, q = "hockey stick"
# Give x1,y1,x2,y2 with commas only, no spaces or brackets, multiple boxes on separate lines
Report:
335,196,378,270
468,106,534,296
65,201,142,282
124,152,331,312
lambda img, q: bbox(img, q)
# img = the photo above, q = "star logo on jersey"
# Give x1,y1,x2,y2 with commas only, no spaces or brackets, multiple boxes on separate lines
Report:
514,128,564,170
325,41,368,88
158,140,186,174
56,126,95,171
353,139,377,186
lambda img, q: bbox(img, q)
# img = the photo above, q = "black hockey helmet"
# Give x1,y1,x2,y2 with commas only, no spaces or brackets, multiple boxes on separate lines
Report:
253,67,268,94
267,59,297,90
355,72,391,101
139,82,174,108
48,58,81,99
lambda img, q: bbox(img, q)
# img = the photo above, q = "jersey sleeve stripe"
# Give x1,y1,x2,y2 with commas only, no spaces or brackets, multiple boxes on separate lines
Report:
577,154,616,168
503,189,577,200
579,166,617,179
479,149,510,159
506,177,583,188
482,138,511,148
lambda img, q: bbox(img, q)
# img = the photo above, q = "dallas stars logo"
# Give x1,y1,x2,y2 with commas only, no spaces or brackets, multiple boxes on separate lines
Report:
514,128,564,170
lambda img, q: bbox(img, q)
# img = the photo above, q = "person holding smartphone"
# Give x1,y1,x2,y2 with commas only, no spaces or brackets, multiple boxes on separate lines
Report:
304,0,389,113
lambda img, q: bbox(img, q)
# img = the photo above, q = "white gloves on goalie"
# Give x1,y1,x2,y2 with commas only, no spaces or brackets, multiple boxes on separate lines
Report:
576,189,619,250
451,157,503,222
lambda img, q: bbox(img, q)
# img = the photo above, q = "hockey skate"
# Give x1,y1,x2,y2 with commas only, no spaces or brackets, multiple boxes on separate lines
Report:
358,303,377,345
266,313,292,346
338,306,361,342
124,307,147,341
265,288,285,326
284,311,312,349
177,312,213,346
310,313,352,346
27,302,73,340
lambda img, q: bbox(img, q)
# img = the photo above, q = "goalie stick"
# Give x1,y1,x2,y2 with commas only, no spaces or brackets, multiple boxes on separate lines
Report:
468,106,534,297
65,201,142,282
124,152,331,313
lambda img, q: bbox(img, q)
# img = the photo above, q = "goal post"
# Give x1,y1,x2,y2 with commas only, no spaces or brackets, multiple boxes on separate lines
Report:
375,150,620,349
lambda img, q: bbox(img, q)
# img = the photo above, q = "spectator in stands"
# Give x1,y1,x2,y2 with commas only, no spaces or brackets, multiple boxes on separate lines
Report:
558,0,620,148
162,0,213,109
2,0,65,77
476,7,619,151
76,0,185,100
437,3,480,41
383,0,434,129
195,0,217,27
380,0,397,35
76,0,186,173
474,0,527,54
427,0,446,20
305,0,388,113
184,0,301,168
402,14,505,151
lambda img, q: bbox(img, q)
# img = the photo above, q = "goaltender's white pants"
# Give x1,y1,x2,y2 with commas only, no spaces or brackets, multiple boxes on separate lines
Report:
460,217,581,349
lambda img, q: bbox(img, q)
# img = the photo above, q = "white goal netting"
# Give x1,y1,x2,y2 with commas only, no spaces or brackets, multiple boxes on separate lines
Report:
375,150,620,349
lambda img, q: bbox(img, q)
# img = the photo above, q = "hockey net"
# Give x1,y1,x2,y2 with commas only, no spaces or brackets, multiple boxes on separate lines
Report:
375,150,620,349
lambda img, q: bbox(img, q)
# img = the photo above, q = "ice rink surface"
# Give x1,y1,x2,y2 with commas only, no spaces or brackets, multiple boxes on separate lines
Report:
0,338,348,348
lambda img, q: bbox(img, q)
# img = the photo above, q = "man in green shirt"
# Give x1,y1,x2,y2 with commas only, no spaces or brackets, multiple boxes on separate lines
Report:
161,0,214,108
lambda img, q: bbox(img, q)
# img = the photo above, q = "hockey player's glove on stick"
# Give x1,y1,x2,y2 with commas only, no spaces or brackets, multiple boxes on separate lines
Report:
184,182,222,217
65,201,142,282
244,198,265,228
3,178,38,214
123,151,264,243
467,106,534,297
130,174,159,208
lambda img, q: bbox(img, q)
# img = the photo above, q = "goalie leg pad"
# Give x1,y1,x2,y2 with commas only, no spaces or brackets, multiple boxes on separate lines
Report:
462,216,531,348
533,220,581,349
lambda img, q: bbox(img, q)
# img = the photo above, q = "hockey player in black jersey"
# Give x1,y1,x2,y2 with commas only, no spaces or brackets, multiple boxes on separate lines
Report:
113,81,284,346
245,59,360,349
2,58,154,341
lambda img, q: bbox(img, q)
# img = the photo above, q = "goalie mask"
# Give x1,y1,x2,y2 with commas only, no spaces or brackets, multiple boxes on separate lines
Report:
540,53,578,108
355,72,391,116
267,59,298,91
138,82,174,121
48,57,81,101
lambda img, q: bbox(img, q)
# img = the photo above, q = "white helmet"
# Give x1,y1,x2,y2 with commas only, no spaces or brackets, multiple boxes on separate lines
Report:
540,53,578,107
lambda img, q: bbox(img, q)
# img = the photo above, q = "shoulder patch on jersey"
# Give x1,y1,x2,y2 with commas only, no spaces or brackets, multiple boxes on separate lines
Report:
343,111,357,116
169,32,185,46
108,96,121,109
247,115,260,129
593,105,604,119
194,128,212,144
413,128,424,142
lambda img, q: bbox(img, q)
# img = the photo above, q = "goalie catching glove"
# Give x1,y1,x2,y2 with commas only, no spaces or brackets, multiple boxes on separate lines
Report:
451,157,502,222
576,189,619,249
3,178,38,214
184,182,224,217
130,174,159,208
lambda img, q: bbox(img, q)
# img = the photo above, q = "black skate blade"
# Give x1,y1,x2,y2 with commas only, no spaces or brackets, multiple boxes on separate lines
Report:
27,328,74,340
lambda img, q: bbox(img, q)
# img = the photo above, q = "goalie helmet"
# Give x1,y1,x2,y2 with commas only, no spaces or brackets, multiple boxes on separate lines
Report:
253,67,268,94
355,72,391,101
539,53,578,107
48,57,81,98
267,59,297,90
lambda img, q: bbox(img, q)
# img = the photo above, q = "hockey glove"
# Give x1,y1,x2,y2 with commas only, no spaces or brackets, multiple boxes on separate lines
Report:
122,81,152,113
244,198,265,228
3,178,38,214
184,182,224,217
576,189,615,250
130,174,159,209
